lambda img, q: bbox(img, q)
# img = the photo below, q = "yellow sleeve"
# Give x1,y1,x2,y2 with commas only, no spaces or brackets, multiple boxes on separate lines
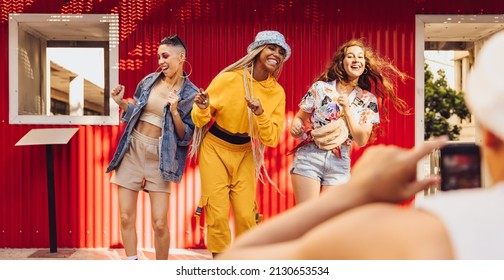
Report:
254,92,286,147
191,71,247,131
191,103,213,128
190,74,225,128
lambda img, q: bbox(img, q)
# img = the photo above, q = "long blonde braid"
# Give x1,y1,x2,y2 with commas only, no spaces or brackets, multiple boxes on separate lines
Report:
243,65,280,194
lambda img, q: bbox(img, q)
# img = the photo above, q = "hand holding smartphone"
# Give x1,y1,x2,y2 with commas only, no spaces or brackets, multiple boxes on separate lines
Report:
440,143,482,191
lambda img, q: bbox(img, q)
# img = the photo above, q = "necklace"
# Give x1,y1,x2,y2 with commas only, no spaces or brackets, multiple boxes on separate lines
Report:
162,78,182,93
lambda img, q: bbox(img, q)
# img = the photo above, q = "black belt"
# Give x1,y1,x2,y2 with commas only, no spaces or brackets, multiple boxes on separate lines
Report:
209,124,251,144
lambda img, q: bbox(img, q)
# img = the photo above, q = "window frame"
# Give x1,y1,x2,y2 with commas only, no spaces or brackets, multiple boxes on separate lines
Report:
8,13,119,125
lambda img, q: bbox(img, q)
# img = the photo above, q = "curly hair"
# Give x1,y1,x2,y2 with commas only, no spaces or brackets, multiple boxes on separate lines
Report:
315,39,411,142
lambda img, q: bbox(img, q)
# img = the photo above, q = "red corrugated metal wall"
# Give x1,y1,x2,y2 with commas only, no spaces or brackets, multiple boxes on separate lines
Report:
1,0,502,249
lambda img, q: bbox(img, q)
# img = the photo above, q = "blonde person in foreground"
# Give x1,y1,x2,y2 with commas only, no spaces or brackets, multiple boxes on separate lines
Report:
218,31,504,260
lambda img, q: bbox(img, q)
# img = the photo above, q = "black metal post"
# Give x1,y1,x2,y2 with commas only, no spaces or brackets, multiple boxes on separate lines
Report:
46,145,57,253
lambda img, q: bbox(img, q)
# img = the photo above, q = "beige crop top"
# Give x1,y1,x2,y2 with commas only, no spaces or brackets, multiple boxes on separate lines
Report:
140,90,170,128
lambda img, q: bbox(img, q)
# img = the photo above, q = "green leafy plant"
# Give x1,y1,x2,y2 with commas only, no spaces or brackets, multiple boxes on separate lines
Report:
424,63,471,140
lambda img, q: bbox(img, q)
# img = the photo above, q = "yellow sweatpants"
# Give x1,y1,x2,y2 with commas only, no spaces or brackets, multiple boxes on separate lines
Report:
197,132,257,253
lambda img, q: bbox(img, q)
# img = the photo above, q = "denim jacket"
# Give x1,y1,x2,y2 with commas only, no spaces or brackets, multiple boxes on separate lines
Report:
106,72,198,183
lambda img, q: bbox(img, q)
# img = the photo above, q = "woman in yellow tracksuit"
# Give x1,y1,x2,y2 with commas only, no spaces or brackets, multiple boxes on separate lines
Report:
190,30,291,257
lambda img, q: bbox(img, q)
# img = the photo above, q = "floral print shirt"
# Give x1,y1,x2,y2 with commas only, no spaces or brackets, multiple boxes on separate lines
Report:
298,80,380,144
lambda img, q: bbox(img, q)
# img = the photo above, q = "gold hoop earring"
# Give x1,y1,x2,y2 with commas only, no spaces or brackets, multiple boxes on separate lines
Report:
363,67,368,75
183,60,193,78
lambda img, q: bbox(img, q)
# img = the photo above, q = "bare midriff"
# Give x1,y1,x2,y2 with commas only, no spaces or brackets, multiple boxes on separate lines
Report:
136,121,162,138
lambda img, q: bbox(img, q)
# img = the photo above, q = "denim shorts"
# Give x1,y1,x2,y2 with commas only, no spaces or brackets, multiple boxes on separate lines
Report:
290,142,351,186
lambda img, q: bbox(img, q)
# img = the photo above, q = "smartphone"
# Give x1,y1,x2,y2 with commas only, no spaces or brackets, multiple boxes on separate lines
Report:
440,143,481,191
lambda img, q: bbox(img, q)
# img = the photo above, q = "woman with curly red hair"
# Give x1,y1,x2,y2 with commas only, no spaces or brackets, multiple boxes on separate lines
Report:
289,39,409,204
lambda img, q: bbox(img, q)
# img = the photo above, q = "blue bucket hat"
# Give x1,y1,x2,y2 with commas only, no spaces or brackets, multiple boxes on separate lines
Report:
247,30,291,61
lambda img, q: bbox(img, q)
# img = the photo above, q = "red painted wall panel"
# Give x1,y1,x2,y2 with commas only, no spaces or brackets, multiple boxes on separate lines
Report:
1,0,503,249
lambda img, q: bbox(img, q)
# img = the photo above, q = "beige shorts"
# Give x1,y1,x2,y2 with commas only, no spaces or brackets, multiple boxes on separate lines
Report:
110,129,171,193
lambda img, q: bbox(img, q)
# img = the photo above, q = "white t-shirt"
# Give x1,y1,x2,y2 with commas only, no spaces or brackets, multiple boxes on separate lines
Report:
416,182,504,259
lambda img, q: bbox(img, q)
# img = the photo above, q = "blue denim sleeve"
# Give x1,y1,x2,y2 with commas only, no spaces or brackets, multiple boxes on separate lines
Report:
177,115,194,146
176,100,196,146
175,84,197,146
120,76,146,123
120,103,136,122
